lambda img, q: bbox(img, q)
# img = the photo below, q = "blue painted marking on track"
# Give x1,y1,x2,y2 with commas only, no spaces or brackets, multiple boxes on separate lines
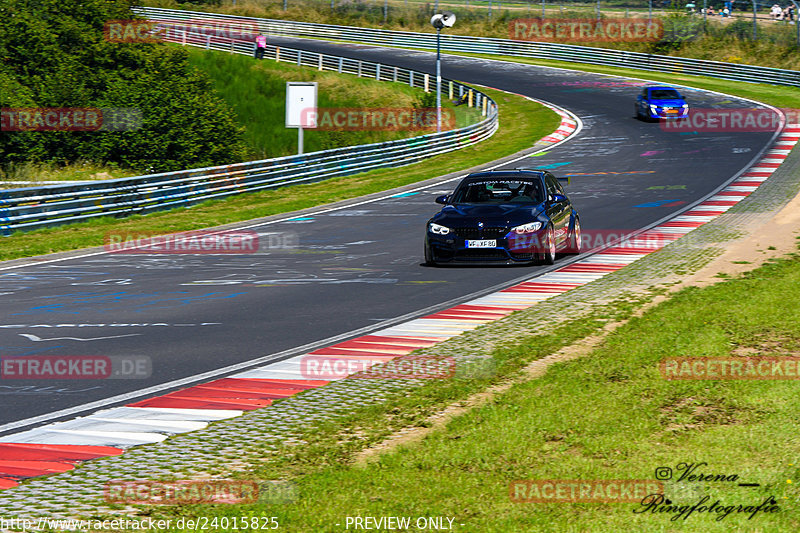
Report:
634,199,682,208
10,291,248,316
535,162,572,169
390,192,420,198
286,217,315,222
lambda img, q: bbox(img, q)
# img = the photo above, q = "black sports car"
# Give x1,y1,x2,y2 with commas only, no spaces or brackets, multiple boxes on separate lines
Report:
424,170,581,265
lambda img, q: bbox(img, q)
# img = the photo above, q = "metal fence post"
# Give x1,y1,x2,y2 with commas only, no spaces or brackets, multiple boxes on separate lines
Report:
297,50,302,66
338,57,344,72
318,54,323,71
358,60,362,77
376,64,381,80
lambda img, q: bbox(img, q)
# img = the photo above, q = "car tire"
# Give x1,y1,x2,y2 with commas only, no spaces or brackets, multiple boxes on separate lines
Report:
565,217,582,255
424,241,437,266
540,225,556,265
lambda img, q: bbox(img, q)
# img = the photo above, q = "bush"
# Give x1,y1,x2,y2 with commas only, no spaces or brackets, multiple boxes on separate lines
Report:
0,0,247,173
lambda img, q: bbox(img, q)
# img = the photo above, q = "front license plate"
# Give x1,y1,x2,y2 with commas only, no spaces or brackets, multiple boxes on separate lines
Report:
466,240,497,248
665,109,678,114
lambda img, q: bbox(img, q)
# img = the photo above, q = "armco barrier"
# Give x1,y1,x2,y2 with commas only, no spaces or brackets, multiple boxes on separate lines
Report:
136,7,800,88
0,30,497,235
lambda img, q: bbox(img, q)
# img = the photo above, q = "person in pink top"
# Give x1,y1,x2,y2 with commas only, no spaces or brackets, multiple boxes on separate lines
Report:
255,33,267,59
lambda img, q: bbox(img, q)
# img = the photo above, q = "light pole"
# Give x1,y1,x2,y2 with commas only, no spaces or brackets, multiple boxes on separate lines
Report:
431,12,456,134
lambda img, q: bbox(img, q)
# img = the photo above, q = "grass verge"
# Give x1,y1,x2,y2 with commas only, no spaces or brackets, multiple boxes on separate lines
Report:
0,87,558,261
185,47,482,160
0,161,141,187
138,247,800,532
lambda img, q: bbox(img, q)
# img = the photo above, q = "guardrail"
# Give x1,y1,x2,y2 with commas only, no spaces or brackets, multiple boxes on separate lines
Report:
136,7,800,88
0,30,497,235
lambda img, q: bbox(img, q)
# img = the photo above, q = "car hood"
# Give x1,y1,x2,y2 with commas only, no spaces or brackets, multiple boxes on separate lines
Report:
648,98,686,107
430,203,546,227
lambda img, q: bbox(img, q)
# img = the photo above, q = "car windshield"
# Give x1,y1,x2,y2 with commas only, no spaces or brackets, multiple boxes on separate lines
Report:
451,178,545,204
649,89,681,100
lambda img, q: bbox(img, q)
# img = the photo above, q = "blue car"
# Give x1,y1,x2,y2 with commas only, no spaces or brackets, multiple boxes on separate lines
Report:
424,170,581,266
635,86,689,121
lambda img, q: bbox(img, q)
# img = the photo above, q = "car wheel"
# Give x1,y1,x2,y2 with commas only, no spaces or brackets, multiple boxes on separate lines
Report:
565,217,582,255
540,225,556,265
424,241,437,266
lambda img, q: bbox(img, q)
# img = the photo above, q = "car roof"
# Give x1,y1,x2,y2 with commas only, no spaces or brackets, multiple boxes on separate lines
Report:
648,85,678,90
463,170,547,181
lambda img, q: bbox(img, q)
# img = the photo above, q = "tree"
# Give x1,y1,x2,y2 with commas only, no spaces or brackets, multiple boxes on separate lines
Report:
0,0,247,172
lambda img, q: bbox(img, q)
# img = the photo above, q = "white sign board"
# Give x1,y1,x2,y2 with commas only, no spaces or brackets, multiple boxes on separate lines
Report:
285,82,317,129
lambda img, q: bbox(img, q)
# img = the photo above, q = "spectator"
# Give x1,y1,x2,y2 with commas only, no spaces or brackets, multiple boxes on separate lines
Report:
707,5,716,15
254,33,267,60
771,3,783,19
783,5,795,21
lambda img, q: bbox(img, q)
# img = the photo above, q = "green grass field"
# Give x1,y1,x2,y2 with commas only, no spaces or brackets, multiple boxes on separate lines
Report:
185,47,482,160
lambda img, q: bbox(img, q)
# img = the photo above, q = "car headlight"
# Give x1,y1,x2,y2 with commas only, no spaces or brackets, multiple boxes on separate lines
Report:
429,223,451,235
512,222,542,234
650,104,659,113
682,104,689,109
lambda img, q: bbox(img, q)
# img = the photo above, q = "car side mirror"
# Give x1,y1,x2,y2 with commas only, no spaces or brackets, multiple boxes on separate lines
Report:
435,195,450,205
551,193,566,203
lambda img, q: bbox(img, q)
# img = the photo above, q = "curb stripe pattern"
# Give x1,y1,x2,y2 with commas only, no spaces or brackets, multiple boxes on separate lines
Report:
0,118,794,491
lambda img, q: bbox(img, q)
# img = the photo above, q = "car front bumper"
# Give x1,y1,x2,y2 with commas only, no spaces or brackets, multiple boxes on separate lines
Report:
426,230,547,264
